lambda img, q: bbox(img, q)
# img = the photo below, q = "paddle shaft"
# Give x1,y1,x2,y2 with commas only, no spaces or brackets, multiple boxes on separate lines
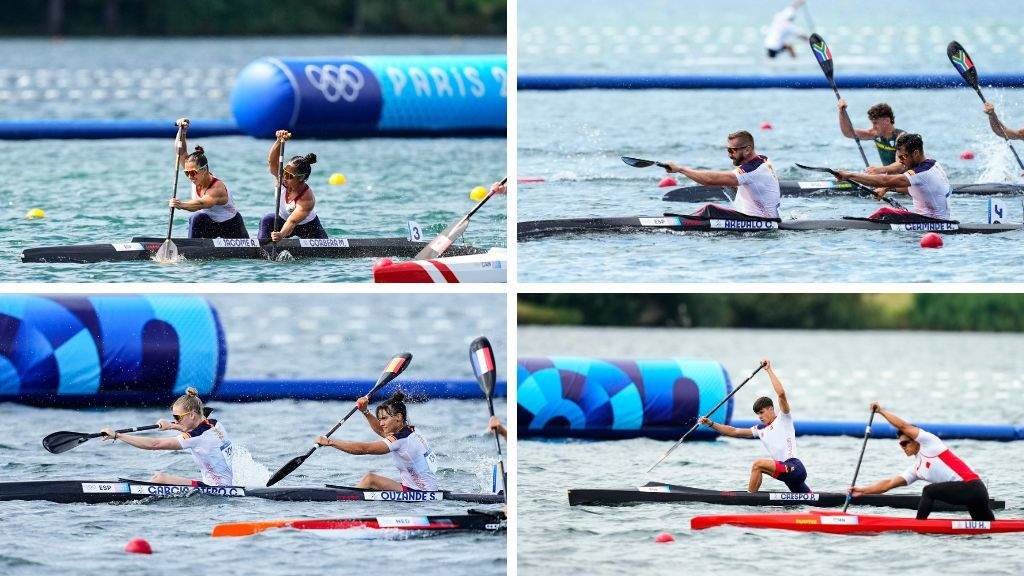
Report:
843,410,877,513
465,177,507,221
648,362,766,473
163,127,185,240
273,139,286,235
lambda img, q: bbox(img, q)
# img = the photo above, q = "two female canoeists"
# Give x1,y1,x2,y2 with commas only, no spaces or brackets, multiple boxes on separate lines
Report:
258,130,328,242
168,119,250,239
100,387,234,487
315,391,439,491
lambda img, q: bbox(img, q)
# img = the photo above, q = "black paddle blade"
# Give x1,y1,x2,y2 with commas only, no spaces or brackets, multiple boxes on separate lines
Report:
795,163,838,176
42,431,89,454
382,352,413,382
266,447,316,487
808,33,833,77
947,41,979,88
621,156,658,168
470,336,497,399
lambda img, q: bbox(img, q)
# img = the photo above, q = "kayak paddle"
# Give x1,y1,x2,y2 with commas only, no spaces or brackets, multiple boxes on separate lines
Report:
154,122,186,263
795,163,907,211
265,352,413,487
42,406,215,454
470,336,506,494
415,177,506,260
947,41,1024,171
648,361,767,473
843,408,877,513
623,157,734,203
808,33,872,169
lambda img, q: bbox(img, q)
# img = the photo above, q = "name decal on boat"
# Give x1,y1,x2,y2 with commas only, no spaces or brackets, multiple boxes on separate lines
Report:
709,219,780,230
376,516,431,528
769,493,820,501
212,238,260,248
637,485,671,493
111,243,145,252
82,482,131,493
889,223,958,231
638,217,681,227
299,238,350,248
129,484,246,497
797,181,832,189
364,490,444,501
952,521,991,529
821,516,859,525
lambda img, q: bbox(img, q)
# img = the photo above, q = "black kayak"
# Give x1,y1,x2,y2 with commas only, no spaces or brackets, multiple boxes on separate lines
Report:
662,181,1024,202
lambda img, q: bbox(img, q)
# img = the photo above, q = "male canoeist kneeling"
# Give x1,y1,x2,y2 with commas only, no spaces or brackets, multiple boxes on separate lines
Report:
850,402,995,521
168,118,250,239
258,130,328,242
663,131,781,219
699,359,810,493
835,133,951,220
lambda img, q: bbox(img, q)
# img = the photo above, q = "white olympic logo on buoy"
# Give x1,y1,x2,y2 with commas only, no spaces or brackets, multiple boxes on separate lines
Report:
304,64,365,103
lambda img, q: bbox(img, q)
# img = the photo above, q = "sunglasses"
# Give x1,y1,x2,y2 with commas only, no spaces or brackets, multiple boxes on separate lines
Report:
898,439,912,448
726,145,751,153
283,171,299,180
172,412,192,422
184,167,206,178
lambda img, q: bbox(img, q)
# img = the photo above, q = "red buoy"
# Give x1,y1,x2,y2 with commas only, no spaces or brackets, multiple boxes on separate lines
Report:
760,121,773,130
658,177,677,188
920,232,943,249
960,150,975,160
654,532,675,543
124,538,152,554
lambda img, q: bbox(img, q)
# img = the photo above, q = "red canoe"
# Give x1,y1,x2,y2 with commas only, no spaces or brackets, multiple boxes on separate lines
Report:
212,512,506,537
690,510,1024,535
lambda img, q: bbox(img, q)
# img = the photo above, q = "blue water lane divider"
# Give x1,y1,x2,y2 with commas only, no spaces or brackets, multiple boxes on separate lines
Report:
519,72,1024,90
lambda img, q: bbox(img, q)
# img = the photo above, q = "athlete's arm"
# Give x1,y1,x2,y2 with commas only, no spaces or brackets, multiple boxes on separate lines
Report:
837,99,874,140
865,162,906,175
763,359,790,414
175,118,189,166
851,475,907,497
664,163,739,187
836,171,909,190
984,103,1024,140
354,396,386,437
316,437,390,455
101,429,182,450
700,418,755,438
277,194,314,238
870,402,921,440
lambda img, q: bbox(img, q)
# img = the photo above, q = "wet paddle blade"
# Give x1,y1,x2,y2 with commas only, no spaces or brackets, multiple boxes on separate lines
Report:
621,156,658,168
470,336,497,401
808,33,834,78
153,239,178,263
947,41,979,88
266,448,315,487
415,220,466,260
42,431,89,454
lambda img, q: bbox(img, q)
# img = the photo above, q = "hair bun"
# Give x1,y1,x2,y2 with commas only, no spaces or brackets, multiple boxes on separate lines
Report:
193,145,204,154
304,153,317,165
185,387,199,397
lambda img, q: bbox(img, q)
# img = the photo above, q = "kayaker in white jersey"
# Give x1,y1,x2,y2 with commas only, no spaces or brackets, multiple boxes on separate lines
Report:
764,0,807,59
699,359,811,493
100,387,234,487
258,130,328,241
851,402,995,521
835,133,952,220
664,131,782,218
168,119,249,239
316,391,439,491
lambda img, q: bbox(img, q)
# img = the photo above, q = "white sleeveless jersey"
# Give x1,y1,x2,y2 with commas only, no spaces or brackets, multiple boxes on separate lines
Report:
750,411,798,462
175,419,234,486
904,160,951,219
900,429,981,486
733,156,782,218
384,427,438,491
190,176,238,223
276,181,317,225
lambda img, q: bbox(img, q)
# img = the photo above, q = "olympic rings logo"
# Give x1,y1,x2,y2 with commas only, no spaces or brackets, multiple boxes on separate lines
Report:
304,64,365,103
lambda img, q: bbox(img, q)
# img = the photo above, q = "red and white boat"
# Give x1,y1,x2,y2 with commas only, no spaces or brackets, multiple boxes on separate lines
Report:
690,510,1024,535
372,248,506,283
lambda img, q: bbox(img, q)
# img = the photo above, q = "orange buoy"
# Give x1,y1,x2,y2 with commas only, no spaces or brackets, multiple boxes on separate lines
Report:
760,121,773,130
124,538,152,554
920,232,943,249
658,177,677,188
960,150,975,160
654,532,675,543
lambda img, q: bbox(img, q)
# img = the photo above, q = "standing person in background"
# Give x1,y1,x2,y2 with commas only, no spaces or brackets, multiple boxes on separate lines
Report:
764,0,808,59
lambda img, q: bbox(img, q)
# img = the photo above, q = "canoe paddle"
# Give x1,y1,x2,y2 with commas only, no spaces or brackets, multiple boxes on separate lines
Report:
268,137,286,261
947,41,1024,171
622,157,735,203
470,336,506,494
416,177,506,260
42,407,214,454
265,352,413,487
648,361,767,473
842,408,877,513
154,121,186,263
809,33,872,169
795,163,908,211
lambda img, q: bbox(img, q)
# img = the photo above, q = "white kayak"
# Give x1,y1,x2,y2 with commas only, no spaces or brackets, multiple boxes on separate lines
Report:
372,248,506,283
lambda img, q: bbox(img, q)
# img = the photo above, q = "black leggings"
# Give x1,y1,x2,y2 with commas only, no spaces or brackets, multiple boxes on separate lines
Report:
258,214,328,240
918,479,995,520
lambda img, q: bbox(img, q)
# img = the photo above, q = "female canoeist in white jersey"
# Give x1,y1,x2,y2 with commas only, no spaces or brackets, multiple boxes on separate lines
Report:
258,130,328,242
835,133,951,220
99,387,234,487
698,359,811,493
663,130,782,219
315,391,438,491
851,402,995,521
167,118,250,239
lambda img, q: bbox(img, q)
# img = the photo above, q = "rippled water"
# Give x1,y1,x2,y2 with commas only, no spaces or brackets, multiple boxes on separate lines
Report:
0,294,508,576
1,37,507,283
517,327,1024,575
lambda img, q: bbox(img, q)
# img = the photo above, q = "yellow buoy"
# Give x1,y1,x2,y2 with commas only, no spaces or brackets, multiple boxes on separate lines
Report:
25,208,46,219
469,186,487,201
328,173,347,186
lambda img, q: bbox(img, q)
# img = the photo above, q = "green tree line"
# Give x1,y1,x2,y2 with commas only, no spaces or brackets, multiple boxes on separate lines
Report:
518,294,1024,332
1,0,506,36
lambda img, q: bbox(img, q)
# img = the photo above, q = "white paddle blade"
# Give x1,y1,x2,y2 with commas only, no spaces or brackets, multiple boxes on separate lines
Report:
275,250,295,262
153,240,179,263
